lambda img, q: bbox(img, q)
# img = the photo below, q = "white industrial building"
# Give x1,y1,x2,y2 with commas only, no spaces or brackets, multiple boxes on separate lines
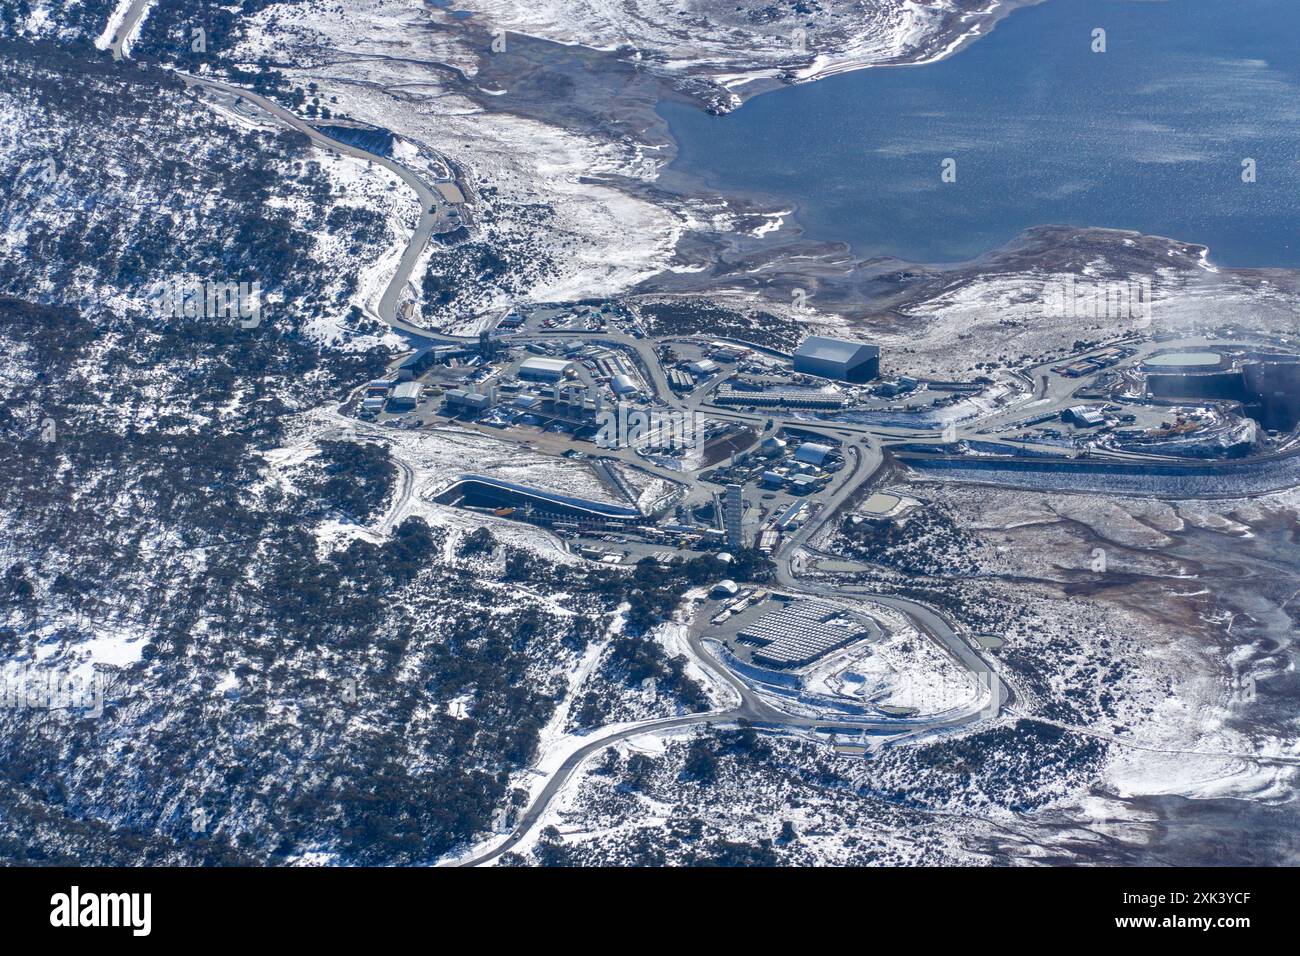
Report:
793,442,835,467
388,381,422,409
1064,406,1106,427
712,579,740,598
610,373,639,396
518,357,573,382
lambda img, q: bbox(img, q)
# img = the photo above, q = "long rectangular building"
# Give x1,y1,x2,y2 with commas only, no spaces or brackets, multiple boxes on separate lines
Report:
714,388,845,409
724,484,744,548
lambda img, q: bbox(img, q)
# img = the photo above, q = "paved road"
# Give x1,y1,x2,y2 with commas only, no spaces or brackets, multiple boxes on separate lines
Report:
110,4,453,340
107,0,150,60
182,75,446,337
456,712,729,866
103,2,1281,865
455,420,1005,867
767,435,1009,724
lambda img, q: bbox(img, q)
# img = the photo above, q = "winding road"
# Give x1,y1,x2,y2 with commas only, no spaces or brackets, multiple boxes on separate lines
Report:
109,1,455,338
107,3,1281,868
105,0,150,61
454,415,1006,866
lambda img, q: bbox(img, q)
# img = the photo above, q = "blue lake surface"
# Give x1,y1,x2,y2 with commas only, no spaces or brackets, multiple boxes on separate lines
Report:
660,0,1300,266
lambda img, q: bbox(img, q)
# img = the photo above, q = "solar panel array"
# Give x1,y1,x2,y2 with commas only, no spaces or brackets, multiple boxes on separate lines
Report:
739,600,870,667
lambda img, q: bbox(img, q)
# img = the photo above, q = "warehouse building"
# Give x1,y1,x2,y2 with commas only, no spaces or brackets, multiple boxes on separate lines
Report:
1063,406,1105,428
793,336,880,383
712,579,740,598
668,369,695,391
788,474,824,495
793,442,836,467
388,381,422,410
610,373,640,396
775,500,811,530
518,357,574,382
756,529,780,554
445,389,493,414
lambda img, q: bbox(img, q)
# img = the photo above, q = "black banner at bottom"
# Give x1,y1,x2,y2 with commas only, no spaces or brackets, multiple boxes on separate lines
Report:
0,865,1281,943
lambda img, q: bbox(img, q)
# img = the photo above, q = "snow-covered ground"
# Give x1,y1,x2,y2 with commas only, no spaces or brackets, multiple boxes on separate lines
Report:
882,480,1300,814
0,64,413,356
232,1,684,330
885,245,1300,379
451,0,1037,107
93,0,133,52
283,408,626,560
605,461,681,513
801,607,978,715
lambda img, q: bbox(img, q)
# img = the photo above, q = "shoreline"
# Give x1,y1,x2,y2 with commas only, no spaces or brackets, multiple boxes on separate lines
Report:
728,0,1048,110
626,0,1299,326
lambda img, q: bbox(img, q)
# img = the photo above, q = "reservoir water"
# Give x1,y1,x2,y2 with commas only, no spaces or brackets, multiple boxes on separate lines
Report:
660,0,1300,267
